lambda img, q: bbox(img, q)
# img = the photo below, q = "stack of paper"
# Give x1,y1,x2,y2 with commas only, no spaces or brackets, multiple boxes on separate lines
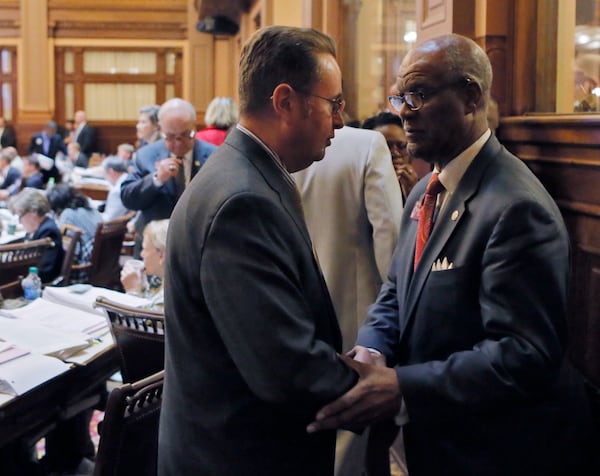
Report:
43,285,150,316
0,349,70,396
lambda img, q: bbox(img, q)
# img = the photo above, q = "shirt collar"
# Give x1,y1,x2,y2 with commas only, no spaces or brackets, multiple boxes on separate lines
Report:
437,129,491,194
236,124,297,187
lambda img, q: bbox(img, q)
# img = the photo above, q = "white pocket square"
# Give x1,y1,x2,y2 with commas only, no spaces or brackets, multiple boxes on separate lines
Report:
432,257,454,272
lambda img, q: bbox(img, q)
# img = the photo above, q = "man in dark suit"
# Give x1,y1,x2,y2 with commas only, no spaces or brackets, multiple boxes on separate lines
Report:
308,34,597,475
28,120,67,183
0,117,17,148
158,26,357,475
73,110,96,157
120,98,216,256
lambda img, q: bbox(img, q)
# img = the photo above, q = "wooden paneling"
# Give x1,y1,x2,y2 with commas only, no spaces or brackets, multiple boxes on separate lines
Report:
0,0,19,38
499,115,600,391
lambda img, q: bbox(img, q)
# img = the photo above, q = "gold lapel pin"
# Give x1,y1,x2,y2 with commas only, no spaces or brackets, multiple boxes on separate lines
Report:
451,210,459,221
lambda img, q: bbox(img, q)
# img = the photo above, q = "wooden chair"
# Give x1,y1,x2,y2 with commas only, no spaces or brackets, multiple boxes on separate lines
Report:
94,370,164,476
52,224,84,286
0,279,22,299
0,237,54,286
94,296,165,384
74,212,135,290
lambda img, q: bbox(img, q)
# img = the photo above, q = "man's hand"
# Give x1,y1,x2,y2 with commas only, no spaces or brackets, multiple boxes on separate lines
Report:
306,354,401,433
155,156,182,183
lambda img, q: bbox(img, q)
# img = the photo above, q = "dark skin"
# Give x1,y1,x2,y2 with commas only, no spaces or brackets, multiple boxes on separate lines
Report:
307,35,490,435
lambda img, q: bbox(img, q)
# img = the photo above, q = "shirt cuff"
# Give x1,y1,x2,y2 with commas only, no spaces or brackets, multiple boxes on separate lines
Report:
152,173,164,187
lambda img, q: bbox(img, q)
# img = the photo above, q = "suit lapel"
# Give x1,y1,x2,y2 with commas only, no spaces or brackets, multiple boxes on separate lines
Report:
400,136,501,338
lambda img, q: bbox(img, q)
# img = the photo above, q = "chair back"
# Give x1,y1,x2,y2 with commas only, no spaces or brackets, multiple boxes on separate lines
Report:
94,370,164,476
81,212,135,290
53,224,83,286
0,237,54,285
94,296,165,383
0,279,23,299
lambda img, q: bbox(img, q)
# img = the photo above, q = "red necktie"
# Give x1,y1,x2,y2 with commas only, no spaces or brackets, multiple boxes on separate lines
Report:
414,173,445,269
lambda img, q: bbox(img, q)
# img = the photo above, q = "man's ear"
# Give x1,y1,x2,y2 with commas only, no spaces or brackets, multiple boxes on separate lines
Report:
464,80,483,114
271,83,295,117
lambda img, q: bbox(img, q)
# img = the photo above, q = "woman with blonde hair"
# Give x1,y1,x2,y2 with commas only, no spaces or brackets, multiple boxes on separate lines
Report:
120,219,168,309
195,96,238,146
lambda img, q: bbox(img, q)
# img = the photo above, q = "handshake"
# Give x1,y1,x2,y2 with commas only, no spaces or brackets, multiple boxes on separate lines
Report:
306,345,402,434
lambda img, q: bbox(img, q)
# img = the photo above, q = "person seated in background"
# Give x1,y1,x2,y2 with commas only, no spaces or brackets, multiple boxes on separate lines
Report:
8,188,64,283
0,147,22,201
362,111,419,200
120,219,168,309
136,104,161,149
67,141,89,168
21,155,45,189
117,143,135,170
1,146,23,173
101,155,131,221
195,96,238,146
28,120,67,184
47,184,102,281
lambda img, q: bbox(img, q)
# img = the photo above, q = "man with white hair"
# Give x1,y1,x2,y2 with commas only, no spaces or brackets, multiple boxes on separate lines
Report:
121,98,216,255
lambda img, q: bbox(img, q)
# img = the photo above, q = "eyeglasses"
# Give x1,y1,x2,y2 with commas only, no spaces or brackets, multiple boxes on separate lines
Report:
388,77,472,112
305,93,346,115
161,130,195,142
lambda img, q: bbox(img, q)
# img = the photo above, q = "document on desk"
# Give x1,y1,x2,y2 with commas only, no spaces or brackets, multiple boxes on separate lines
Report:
0,316,91,359
43,285,150,316
0,351,70,396
0,298,108,336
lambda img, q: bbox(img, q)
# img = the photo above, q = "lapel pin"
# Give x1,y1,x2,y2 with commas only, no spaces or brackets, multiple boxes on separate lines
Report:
451,210,459,221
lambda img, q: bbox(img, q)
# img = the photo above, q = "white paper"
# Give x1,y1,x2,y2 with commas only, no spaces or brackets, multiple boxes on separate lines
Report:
0,352,71,395
43,285,150,316
1,297,108,336
0,317,91,359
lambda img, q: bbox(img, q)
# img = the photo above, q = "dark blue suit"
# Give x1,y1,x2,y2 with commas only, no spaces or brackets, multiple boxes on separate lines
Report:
120,139,216,242
31,216,64,283
29,132,67,182
0,166,22,194
357,135,596,475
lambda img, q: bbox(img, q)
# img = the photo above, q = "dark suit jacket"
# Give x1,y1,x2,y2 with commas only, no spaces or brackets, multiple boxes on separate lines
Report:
31,216,64,283
0,166,22,192
158,128,357,476
75,124,96,156
120,139,216,238
23,172,44,190
0,125,17,148
29,133,67,182
357,135,596,475
28,132,67,159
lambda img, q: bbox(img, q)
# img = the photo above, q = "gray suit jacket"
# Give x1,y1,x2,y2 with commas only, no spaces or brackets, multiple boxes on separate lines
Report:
159,128,357,475
120,139,216,236
358,135,596,475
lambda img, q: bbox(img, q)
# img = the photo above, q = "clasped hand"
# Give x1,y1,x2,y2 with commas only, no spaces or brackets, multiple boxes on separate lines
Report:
155,156,182,183
306,345,401,434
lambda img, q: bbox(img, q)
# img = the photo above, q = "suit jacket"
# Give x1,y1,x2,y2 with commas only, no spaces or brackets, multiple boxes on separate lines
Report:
29,132,67,182
31,216,64,283
293,126,402,351
23,172,44,190
120,139,216,237
28,132,67,159
357,135,596,475
0,166,22,193
75,123,96,156
0,125,17,148
158,128,357,476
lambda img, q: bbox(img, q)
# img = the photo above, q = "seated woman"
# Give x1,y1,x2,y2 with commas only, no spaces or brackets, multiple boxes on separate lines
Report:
46,184,102,281
8,188,65,283
120,219,168,309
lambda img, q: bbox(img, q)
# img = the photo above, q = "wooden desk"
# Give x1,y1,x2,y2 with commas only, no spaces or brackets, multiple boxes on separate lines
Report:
0,345,119,449
75,183,109,201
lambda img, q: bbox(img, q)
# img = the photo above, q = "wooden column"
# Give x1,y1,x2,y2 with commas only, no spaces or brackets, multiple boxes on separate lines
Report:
19,0,52,123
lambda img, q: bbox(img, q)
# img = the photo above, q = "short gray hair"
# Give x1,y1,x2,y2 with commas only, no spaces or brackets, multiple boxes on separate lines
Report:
158,98,197,124
102,155,128,173
139,104,160,125
9,188,50,217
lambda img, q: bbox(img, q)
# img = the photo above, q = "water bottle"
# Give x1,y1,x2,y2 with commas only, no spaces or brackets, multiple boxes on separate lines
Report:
22,266,42,301
46,177,55,190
